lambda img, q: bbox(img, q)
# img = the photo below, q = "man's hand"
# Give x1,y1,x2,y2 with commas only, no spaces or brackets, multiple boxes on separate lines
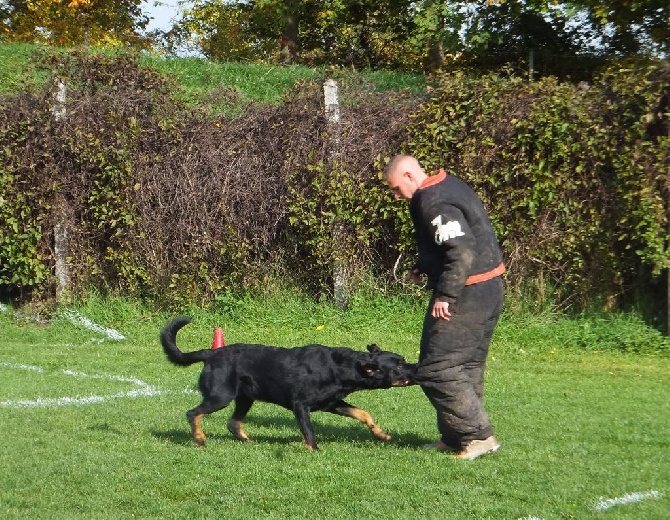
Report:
431,300,451,320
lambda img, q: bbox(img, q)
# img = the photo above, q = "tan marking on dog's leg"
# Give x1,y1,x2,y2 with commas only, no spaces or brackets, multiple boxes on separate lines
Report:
227,419,250,442
191,414,207,447
337,407,392,441
301,434,316,451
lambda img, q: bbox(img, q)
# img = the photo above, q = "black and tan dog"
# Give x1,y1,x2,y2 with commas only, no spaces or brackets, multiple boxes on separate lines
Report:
160,316,415,451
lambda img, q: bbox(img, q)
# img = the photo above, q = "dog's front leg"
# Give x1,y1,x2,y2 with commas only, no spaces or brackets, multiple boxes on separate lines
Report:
293,404,319,451
329,400,392,441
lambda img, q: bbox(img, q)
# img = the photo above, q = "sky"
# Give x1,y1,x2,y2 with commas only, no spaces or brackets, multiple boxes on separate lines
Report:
141,1,185,32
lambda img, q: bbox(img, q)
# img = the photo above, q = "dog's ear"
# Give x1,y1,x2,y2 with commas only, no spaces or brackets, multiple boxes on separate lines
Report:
366,344,381,353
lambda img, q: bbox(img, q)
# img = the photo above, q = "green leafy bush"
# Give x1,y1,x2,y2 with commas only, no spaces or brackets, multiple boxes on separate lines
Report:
406,63,669,311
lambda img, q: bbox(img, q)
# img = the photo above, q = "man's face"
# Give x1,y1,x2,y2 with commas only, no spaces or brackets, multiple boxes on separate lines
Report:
386,170,415,201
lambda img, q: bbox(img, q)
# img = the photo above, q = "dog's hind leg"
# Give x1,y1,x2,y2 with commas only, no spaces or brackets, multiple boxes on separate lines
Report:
186,398,232,447
227,396,254,442
186,408,208,447
328,400,392,441
293,403,319,451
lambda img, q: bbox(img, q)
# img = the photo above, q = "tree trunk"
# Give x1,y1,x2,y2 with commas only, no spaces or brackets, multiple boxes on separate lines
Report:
279,12,299,65
427,39,444,71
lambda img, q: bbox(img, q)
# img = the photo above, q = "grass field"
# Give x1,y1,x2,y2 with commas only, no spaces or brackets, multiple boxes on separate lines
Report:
0,42,426,111
0,294,668,519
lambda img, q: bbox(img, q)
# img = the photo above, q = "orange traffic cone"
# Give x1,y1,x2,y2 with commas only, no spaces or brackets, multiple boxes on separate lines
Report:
212,328,225,349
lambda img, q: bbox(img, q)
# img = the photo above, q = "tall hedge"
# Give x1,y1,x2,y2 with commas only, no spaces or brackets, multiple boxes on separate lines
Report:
407,64,669,310
0,51,667,316
0,52,417,306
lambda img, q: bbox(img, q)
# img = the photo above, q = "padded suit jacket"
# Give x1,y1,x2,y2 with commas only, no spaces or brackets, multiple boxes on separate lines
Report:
409,170,504,304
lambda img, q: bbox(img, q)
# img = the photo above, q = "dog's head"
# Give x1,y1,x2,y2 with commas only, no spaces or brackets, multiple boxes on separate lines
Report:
357,344,416,388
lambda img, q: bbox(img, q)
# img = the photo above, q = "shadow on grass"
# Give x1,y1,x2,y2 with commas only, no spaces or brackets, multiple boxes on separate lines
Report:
151,429,196,446
88,422,125,436
151,413,429,449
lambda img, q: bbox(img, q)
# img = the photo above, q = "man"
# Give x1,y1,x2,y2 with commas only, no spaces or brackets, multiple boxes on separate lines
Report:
383,154,505,460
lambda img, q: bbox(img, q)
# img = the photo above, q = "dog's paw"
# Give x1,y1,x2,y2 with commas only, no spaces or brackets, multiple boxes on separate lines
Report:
227,419,250,442
371,429,392,441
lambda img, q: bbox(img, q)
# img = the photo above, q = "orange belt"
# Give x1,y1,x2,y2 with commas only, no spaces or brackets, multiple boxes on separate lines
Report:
465,262,506,286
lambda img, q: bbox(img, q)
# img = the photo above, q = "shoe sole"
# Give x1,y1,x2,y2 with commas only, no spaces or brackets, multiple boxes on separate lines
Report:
422,442,458,452
453,443,500,460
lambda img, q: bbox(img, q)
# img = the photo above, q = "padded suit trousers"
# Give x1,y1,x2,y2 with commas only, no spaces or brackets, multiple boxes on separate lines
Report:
416,277,504,449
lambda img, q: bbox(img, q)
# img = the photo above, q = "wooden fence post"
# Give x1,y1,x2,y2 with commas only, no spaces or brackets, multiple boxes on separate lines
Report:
54,223,70,302
53,79,70,302
324,79,347,308
54,78,67,122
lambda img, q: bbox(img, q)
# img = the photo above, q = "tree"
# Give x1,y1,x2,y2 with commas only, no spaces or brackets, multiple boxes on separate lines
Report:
409,0,466,70
571,0,670,55
318,0,417,69
457,0,586,76
172,0,278,61
171,0,423,69
459,0,669,59
167,0,669,70
1,0,150,47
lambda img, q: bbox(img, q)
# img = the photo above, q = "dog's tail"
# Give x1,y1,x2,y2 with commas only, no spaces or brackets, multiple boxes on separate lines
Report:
160,316,215,366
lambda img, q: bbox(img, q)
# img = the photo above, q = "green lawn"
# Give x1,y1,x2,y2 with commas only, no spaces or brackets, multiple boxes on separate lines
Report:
0,42,426,112
0,296,668,519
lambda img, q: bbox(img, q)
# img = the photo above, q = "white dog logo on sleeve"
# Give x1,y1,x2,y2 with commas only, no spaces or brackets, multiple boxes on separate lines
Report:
431,215,465,245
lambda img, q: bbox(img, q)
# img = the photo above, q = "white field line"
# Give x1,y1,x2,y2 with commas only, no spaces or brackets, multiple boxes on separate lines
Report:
1,306,123,342
0,362,44,372
593,490,661,511
0,361,197,408
61,310,125,340
517,489,663,518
